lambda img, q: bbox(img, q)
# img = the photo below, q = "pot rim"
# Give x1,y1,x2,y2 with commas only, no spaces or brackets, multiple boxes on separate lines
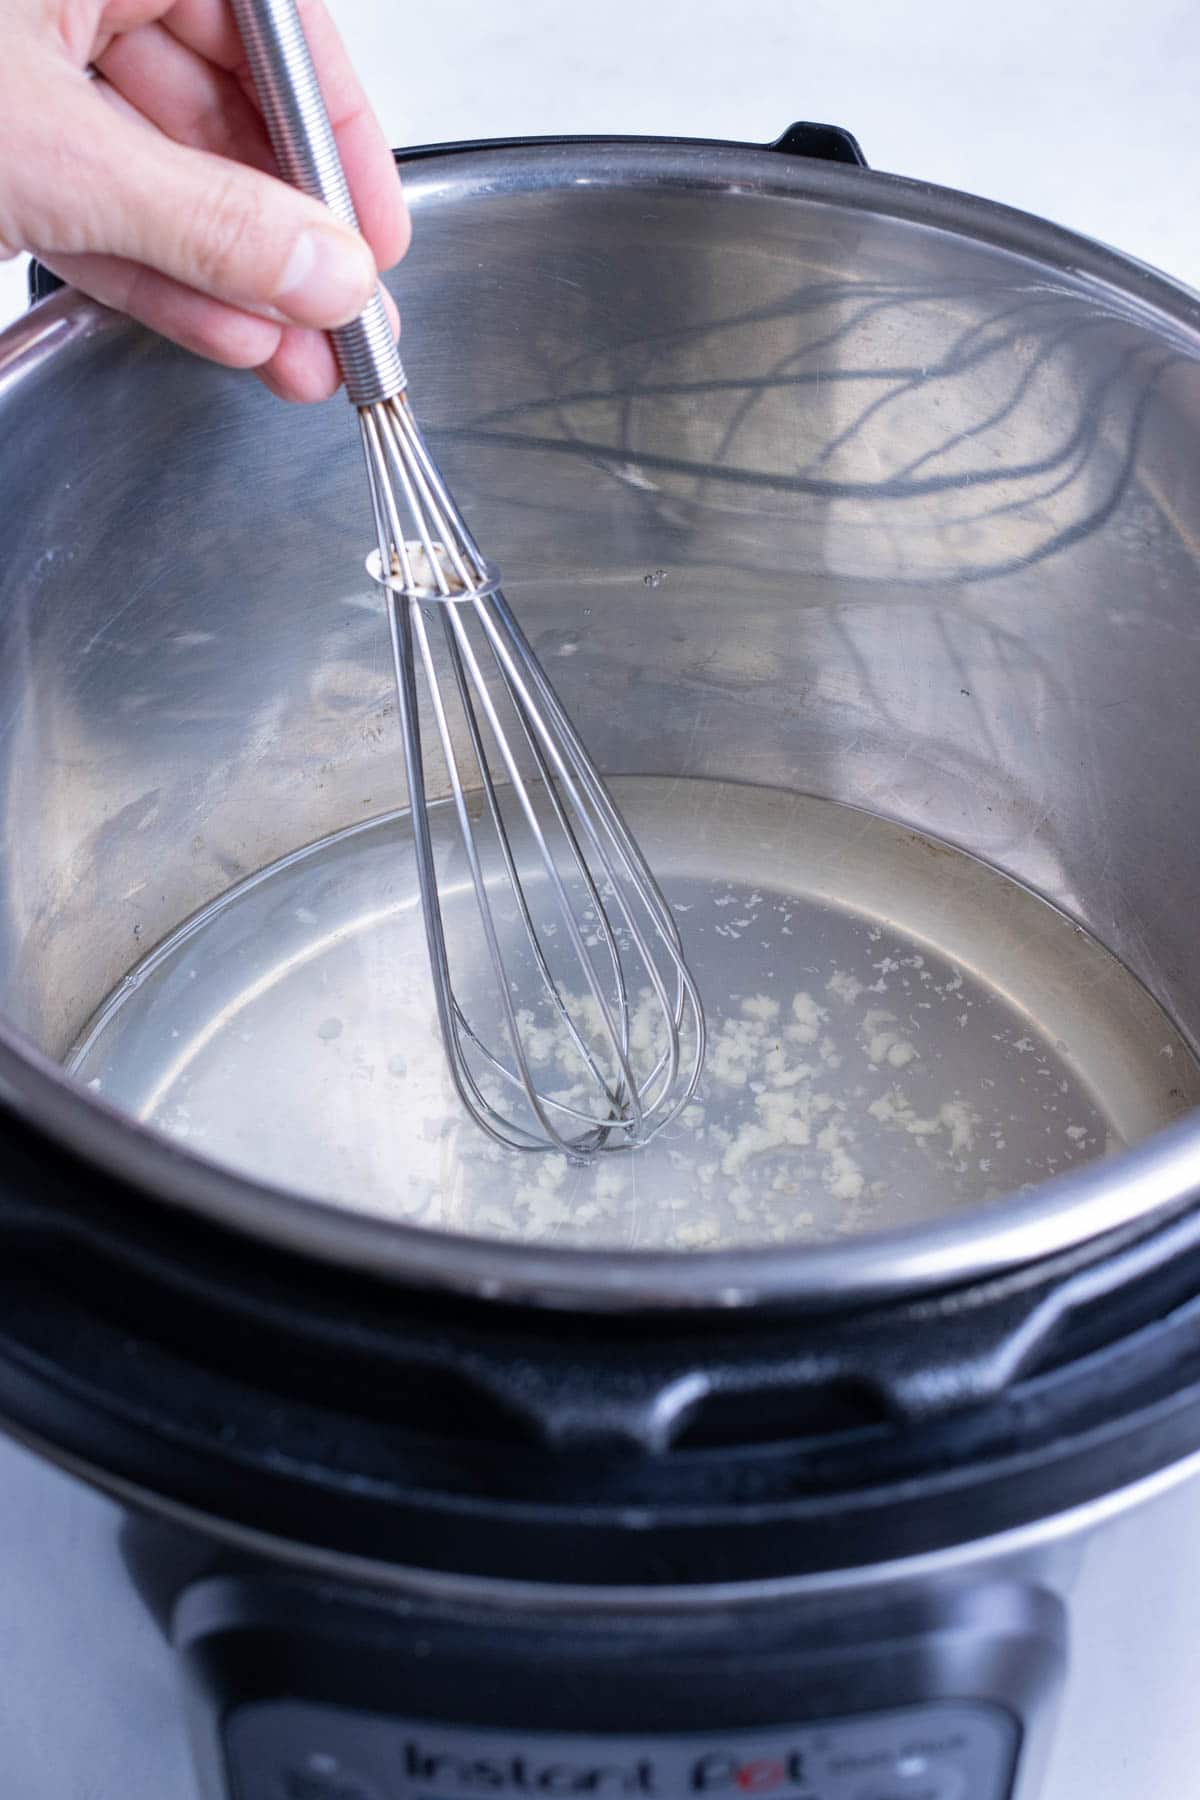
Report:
3,138,1200,1314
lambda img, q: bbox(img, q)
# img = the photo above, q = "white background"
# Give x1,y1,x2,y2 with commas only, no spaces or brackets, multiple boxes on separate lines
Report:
2,0,1198,329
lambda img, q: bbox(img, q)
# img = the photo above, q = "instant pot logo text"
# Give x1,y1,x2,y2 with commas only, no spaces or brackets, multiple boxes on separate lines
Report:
689,1754,809,1793
402,1741,810,1797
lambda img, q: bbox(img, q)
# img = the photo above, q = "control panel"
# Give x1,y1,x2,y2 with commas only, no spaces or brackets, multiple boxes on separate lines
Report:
225,1701,1018,1800
174,1575,1064,1800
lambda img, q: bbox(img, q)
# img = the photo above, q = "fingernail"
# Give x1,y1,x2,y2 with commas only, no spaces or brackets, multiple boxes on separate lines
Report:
275,226,375,327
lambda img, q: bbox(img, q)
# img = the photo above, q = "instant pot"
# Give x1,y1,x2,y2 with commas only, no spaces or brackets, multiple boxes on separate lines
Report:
4,122,1200,1800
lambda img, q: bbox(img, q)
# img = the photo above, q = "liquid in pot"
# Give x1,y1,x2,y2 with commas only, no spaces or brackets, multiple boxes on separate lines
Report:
67,780,1200,1250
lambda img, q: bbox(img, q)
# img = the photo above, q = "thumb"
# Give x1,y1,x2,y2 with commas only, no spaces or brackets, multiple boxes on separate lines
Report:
11,71,378,329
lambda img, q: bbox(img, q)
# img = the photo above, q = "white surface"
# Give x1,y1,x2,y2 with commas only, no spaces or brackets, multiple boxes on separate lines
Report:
3,0,1198,328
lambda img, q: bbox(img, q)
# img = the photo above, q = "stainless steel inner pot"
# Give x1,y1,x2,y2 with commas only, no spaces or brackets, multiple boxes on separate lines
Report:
2,139,1200,1308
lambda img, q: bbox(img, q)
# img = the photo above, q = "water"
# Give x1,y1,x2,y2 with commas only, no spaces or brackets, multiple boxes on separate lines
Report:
68,779,1200,1250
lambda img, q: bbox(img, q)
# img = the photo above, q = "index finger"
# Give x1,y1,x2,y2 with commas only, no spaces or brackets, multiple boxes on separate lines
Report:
161,0,410,269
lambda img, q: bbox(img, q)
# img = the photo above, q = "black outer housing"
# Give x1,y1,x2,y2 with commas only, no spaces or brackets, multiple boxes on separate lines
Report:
4,1080,1200,1589
9,117,1200,1601
25,121,867,304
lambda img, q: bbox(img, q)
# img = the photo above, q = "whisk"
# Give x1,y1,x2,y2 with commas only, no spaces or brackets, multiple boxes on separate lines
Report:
229,0,705,1156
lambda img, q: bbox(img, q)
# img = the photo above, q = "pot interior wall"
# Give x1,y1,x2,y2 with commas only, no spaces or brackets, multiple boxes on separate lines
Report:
2,151,1199,1106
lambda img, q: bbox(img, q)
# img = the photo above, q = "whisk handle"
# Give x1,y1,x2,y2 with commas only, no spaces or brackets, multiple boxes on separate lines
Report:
227,0,406,405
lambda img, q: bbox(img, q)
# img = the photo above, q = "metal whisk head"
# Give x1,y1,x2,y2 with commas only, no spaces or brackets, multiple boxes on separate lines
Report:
359,394,705,1156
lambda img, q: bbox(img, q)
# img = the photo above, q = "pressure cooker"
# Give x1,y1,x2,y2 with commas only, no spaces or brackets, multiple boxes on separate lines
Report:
3,122,1200,1800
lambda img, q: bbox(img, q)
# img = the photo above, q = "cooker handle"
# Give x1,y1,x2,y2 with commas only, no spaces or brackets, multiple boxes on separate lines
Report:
766,120,867,164
25,119,867,304
26,260,64,305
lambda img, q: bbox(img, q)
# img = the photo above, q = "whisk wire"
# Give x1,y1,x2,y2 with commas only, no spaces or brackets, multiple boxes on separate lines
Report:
471,597,694,1106
433,609,638,1133
499,612,710,1105
436,598,649,1140
370,498,492,1138
364,414,555,1151
408,602,585,1153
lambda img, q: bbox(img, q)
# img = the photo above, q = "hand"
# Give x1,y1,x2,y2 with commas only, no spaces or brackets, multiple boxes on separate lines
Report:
0,0,410,400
